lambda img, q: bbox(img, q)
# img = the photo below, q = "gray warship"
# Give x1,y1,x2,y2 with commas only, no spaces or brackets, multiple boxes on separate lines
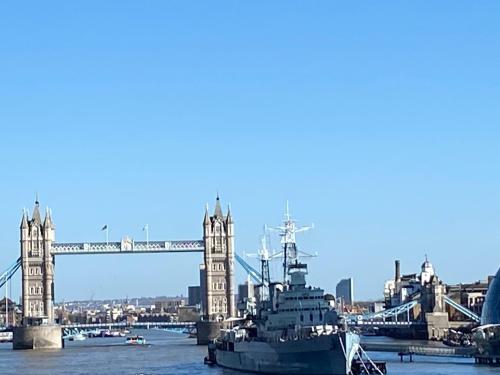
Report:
206,206,361,375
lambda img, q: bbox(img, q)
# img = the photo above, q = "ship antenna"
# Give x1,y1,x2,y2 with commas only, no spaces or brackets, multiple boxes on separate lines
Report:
269,202,314,283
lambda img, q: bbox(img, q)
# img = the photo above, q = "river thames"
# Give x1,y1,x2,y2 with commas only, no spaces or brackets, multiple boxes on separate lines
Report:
0,330,499,375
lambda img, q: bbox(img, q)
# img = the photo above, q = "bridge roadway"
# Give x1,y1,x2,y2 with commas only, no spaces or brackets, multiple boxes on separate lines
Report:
51,240,204,255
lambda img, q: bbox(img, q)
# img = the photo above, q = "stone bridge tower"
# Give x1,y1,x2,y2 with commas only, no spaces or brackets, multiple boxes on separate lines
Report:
20,200,55,325
202,196,235,320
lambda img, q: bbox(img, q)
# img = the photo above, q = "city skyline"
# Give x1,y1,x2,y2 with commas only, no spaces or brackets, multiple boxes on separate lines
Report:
1,2,500,302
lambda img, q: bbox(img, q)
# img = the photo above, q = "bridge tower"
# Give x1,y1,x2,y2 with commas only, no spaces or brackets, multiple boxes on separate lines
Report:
202,195,235,320
14,199,61,350
20,199,55,325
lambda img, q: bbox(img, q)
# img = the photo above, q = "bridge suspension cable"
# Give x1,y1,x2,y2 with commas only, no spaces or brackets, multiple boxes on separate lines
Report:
442,295,480,322
234,253,262,284
0,257,21,289
346,299,419,323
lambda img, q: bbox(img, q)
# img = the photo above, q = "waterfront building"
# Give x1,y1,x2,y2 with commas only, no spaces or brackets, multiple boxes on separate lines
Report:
0,298,21,327
154,298,186,314
354,300,385,314
238,280,255,301
383,257,445,314
178,306,200,322
481,268,500,325
188,286,201,306
336,278,354,306
446,279,490,320
236,280,257,317
199,264,206,313
472,267,500,363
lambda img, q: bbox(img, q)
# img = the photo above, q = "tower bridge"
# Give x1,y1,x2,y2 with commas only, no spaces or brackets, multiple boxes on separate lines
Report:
9,196,235,349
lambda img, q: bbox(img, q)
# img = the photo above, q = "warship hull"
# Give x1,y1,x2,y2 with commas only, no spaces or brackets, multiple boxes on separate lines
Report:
215,332,359,375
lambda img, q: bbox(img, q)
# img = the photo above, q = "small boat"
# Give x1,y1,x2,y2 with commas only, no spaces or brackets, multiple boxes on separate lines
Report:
69,333,86,341
104,329,125,337
0,332,13,343
126,335,146,345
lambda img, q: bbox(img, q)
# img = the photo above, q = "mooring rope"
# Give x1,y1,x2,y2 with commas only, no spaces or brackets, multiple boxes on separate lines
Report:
338,333,354,375
358,345,384,375
357,347,371,374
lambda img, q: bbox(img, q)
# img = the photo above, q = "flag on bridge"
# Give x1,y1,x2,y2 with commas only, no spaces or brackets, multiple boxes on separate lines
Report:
101,225,108,231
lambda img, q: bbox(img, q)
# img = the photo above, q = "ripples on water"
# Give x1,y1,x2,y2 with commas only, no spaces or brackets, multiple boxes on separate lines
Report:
0,331,499,374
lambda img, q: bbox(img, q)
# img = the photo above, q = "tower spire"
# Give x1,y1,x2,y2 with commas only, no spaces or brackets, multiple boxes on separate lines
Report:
20,209,28,229
214,194,223,219
204,203,210,225
32,197,41,224
43,206,53,228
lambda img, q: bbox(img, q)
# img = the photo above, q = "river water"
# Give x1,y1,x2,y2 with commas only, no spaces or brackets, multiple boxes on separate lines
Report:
0,330,499,375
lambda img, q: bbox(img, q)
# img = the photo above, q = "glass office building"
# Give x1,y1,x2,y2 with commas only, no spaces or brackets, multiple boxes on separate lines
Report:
481,267,500,325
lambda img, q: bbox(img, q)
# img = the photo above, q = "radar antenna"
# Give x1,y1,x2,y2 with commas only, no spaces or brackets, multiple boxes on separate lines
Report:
269,201,315,282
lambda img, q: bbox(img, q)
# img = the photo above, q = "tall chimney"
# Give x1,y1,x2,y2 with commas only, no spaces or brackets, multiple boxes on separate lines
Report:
395,260,401,283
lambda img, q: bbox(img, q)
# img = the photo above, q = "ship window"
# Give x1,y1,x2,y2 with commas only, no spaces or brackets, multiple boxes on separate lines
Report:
310,313,313,321
300,315,304,322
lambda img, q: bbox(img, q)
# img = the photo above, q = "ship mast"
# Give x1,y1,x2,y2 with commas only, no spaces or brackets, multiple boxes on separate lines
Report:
270,201,314,283
245,227,277,301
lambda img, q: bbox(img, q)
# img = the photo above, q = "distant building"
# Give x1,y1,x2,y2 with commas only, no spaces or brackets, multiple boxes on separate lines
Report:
0,297,20,327
336,278,354,305
199,264,206,313
447,279,491,320
354,301,385,314
238,281,255,302
237,280,256,317
188,286,201,306
481,268,500,325
384,257,446,315
154,298,186,314
178,306,200,322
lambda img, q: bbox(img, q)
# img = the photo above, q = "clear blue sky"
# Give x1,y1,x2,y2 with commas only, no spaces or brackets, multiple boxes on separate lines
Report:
1,1,499,302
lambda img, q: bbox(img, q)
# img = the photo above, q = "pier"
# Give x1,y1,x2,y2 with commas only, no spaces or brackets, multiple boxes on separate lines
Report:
362,340,475,359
